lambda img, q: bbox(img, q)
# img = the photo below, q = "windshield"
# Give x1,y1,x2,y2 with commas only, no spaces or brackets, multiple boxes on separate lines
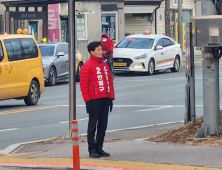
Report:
116,38,154,49
39,45,55,57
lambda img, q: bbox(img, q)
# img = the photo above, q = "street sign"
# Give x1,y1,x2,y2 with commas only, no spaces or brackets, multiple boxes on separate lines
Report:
11,12,46,20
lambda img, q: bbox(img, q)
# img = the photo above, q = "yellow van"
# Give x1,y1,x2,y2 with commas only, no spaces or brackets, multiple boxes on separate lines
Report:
0,34,44,105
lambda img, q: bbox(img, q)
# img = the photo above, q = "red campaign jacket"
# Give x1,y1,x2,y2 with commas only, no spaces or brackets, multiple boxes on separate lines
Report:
80,55,115,102
100,34,114,58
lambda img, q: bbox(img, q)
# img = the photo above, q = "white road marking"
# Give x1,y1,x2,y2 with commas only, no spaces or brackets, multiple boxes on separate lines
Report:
79,120,184,136
60,104,205,107
59,118,89,124
136,106,173,112
0,128,18,132
114,78,185,82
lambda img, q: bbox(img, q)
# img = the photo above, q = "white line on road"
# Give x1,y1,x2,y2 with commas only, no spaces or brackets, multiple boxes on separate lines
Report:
79,120,184,136
59,118,89,124
114,77,185,82
136,106,173,112
60,104,205,107
0,128,18,132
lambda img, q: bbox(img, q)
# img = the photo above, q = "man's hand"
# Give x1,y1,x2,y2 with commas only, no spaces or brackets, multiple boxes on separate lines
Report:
85,101,94,114
109,99,113,112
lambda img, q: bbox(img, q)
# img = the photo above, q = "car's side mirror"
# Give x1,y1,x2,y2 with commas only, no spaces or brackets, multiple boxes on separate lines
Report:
57,52,65,57
155,45,163,50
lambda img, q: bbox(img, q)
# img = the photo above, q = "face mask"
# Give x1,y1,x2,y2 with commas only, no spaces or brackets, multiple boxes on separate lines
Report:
102,39,107,42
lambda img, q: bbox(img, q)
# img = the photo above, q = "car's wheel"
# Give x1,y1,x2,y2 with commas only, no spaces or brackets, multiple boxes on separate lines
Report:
76,62,83,82
171,56,180,72
24,80,40,106
47,66,56,86
148,59,155,75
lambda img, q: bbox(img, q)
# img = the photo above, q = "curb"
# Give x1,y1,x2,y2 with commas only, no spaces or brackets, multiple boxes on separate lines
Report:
0,136,61,155
0,162,143,170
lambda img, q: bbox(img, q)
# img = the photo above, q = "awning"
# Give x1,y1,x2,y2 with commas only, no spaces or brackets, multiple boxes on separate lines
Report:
124,0,162,5
124,5,157,13
1,0,68,7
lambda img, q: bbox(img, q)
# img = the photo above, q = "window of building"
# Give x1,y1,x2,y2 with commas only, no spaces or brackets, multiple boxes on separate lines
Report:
61,15,87,42
61,19,68,42
29,22,38,41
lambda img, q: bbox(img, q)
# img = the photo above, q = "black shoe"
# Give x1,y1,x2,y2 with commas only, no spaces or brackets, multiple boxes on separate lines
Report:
89,149,100,158
97,149,110,157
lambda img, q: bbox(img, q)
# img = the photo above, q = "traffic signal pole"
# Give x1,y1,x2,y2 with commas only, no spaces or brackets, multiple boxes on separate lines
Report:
196,0,222,137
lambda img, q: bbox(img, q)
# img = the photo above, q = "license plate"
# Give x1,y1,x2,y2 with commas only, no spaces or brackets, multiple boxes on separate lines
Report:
113,62,127,66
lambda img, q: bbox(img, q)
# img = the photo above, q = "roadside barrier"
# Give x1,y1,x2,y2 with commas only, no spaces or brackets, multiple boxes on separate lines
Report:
72,120,80,170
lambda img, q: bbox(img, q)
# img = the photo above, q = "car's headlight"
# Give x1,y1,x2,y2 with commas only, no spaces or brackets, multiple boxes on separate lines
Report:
134,53,148,60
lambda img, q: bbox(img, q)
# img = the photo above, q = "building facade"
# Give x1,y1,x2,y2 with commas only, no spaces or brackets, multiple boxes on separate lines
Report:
59,1,125,59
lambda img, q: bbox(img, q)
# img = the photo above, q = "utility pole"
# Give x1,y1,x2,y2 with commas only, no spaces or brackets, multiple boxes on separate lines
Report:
195,0,222,137
165,0,171,37
178,0,183,48
67,0,76,138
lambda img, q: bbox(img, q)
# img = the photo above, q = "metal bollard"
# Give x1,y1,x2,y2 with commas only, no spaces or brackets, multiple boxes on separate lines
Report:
72,120,80,170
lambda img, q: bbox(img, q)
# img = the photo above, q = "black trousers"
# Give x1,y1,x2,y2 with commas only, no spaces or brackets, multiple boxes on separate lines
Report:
106,56,113,72
104,56,113,75
87,98,109,152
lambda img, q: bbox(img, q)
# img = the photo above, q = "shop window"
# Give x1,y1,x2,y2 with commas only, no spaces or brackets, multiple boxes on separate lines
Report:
101,15,116,43
61,19,68,42
29,22,38,41
61,15,86,42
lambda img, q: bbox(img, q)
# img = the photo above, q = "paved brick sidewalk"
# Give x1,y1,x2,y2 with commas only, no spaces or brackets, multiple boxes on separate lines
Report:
1,122,222,170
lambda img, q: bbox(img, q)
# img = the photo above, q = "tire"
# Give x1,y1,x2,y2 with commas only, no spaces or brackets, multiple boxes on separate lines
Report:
76,62,83,82
47,66,56,86
24,80,40,106
171,56,180,72
148,59,155,75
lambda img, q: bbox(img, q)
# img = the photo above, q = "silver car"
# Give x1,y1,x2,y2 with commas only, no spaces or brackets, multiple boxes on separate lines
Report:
39,43,84,86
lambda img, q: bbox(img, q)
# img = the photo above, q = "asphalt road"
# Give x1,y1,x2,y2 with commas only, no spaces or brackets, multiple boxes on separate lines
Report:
0,67,221,150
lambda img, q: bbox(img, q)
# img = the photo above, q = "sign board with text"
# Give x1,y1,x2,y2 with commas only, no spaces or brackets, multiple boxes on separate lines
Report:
11,12,46,20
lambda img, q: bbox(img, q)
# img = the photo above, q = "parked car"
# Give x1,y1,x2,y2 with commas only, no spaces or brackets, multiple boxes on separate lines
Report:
38,43,84,86
0,34,44,105
113,33,182,75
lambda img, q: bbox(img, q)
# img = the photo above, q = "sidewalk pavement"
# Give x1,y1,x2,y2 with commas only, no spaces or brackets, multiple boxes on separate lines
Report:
1,122,222,170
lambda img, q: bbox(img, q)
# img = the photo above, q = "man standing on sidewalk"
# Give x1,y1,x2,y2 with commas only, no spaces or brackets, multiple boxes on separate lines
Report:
80,41,115,158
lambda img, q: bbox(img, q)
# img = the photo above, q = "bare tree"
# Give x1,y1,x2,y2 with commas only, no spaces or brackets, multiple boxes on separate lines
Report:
165,0,171,37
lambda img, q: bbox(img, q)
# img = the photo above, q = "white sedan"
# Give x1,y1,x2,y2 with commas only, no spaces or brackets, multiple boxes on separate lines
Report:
113,34,182,75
